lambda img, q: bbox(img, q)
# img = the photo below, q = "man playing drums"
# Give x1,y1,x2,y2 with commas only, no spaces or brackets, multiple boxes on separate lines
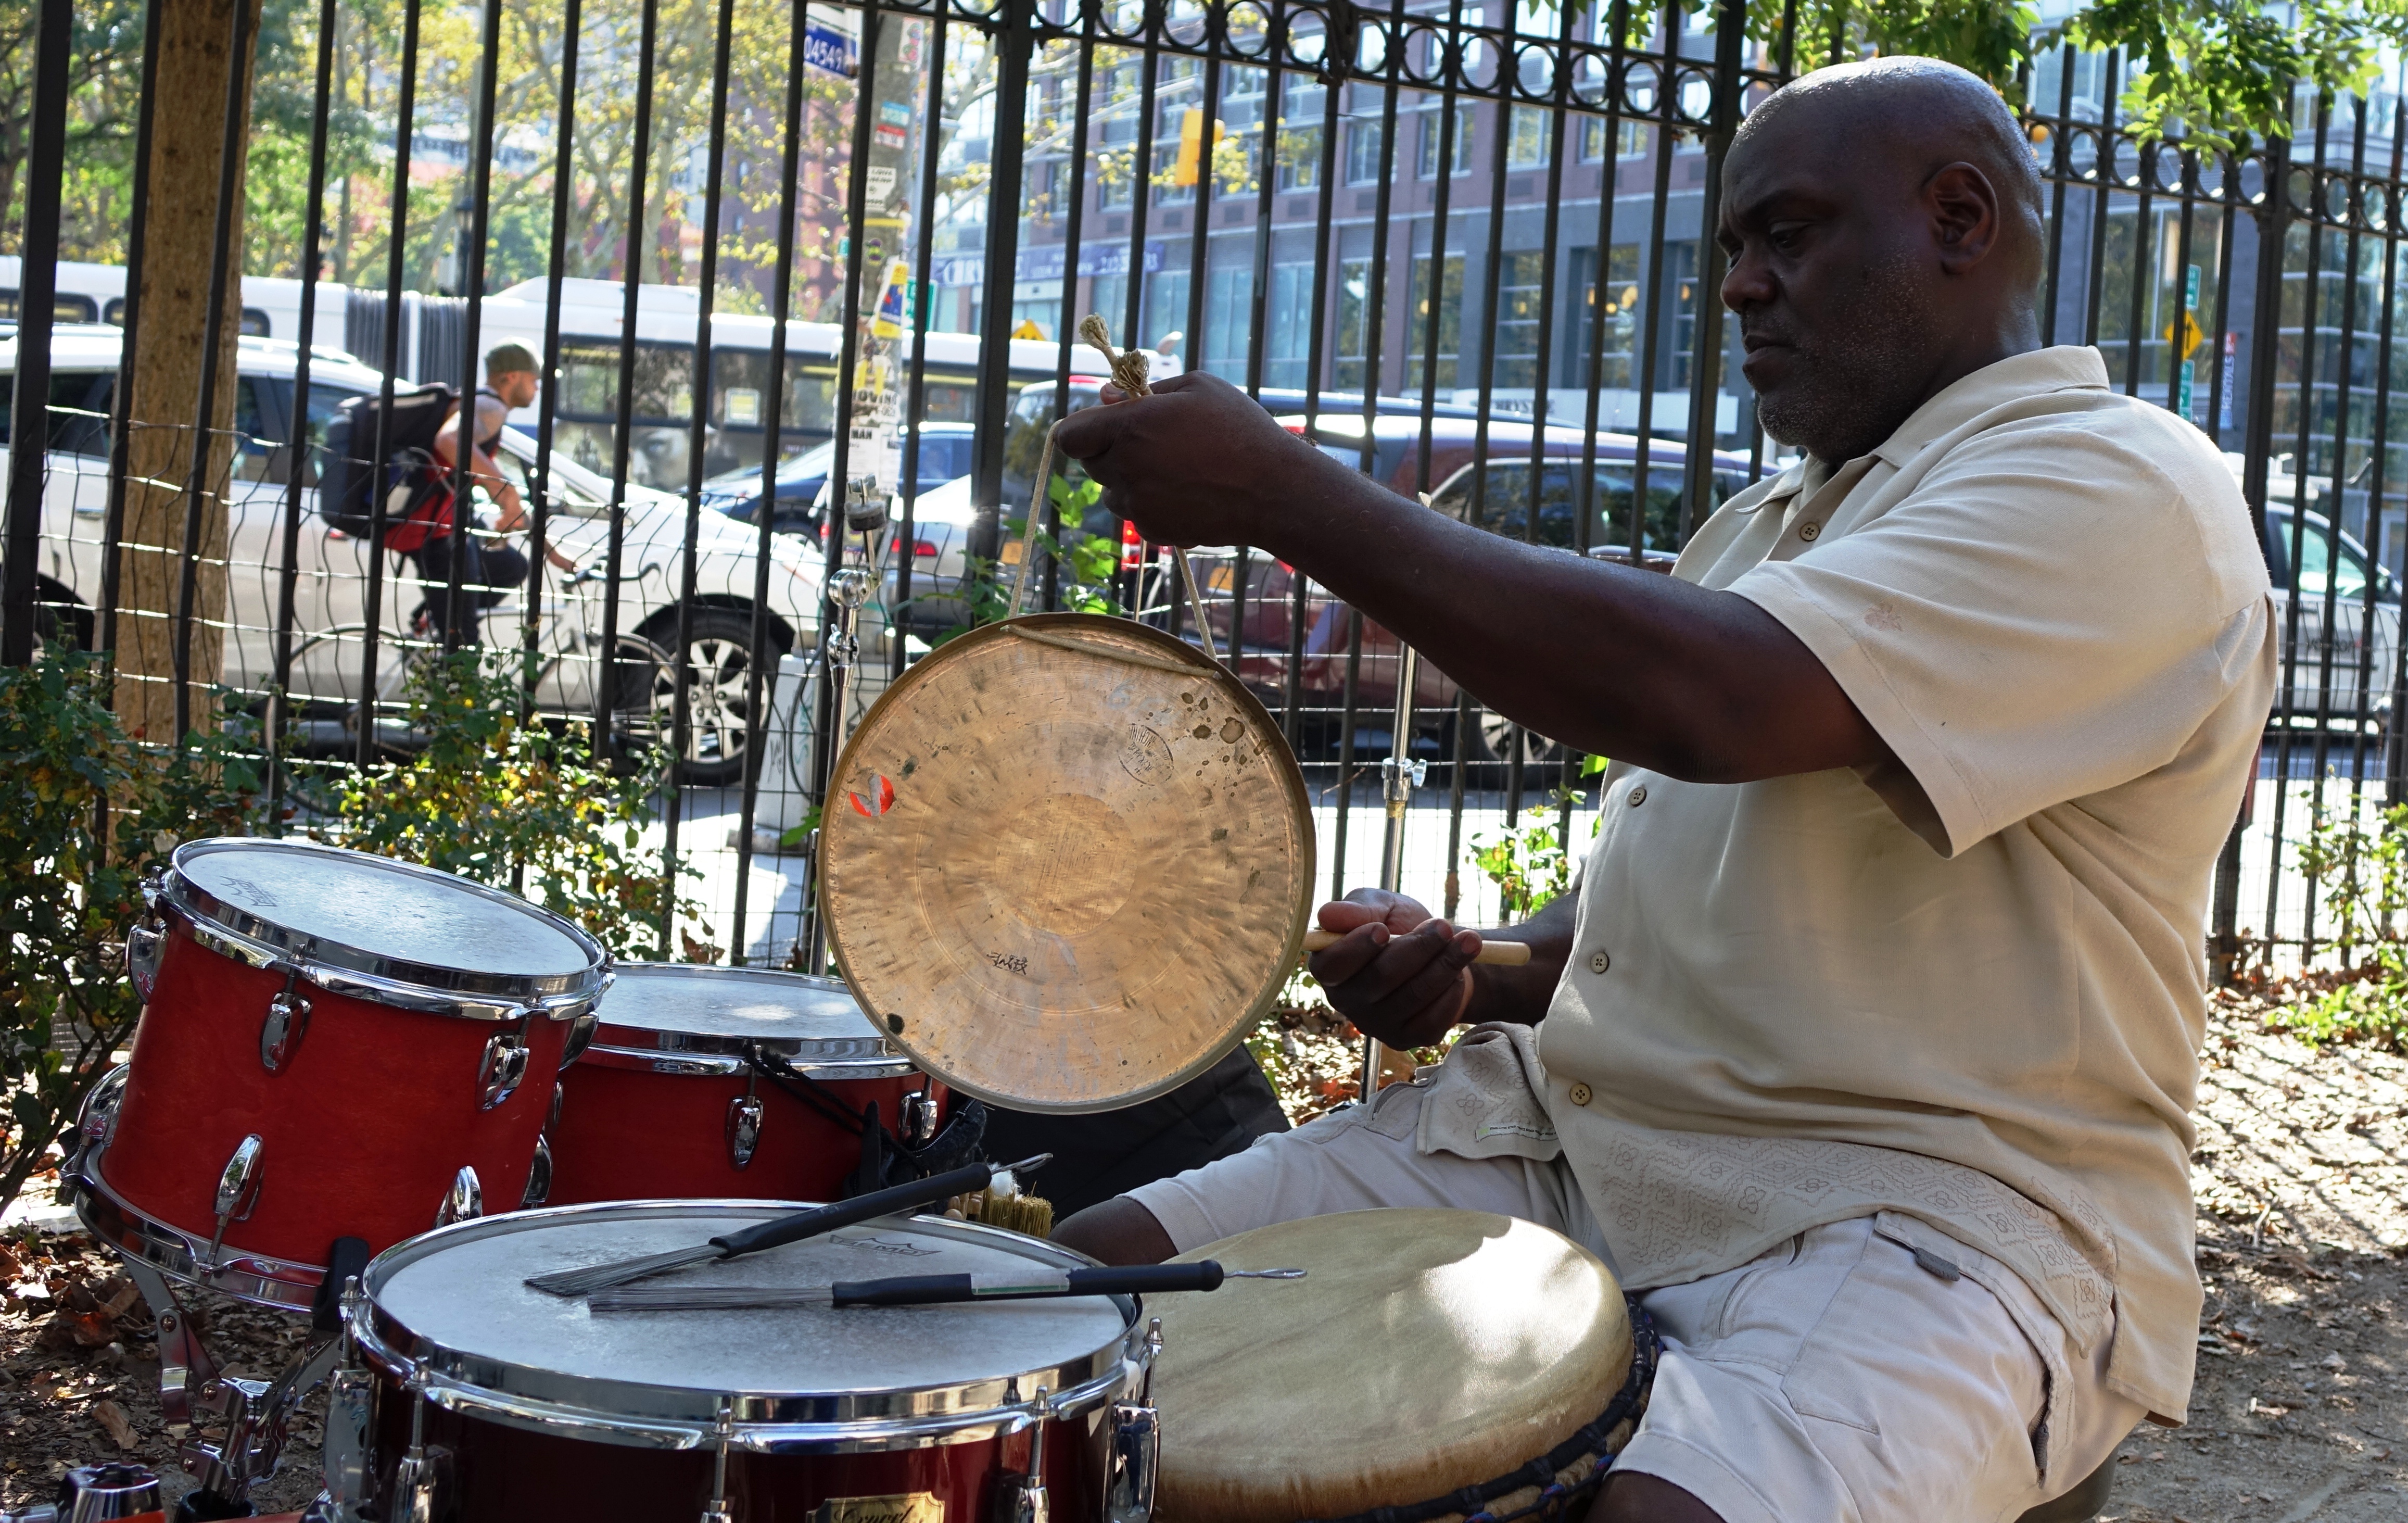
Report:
1050,57,2274,1523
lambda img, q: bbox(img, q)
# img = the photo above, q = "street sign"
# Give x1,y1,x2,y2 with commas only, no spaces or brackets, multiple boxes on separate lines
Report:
2165,308,2204,361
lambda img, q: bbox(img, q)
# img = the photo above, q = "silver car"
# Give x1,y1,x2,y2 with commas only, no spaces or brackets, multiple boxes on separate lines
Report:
17,327,827,781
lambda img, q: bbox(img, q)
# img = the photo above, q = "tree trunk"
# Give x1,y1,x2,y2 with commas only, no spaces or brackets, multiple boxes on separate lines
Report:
112,0,259,743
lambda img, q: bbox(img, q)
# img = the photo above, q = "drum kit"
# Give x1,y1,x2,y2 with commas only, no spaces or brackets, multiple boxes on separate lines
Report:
47,602,1656,1523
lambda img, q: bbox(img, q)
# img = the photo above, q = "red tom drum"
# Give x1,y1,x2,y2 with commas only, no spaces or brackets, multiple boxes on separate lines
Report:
324,1201,1159,1523
69,838,609,1311
546,963,947,1206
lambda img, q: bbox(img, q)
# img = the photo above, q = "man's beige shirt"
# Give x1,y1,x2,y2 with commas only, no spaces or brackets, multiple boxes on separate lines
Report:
1484,347,2270,1425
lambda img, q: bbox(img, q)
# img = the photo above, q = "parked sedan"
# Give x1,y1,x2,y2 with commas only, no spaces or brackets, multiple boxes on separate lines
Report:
2262,504,2402,724
17,327,826,782
1185,420,1757,761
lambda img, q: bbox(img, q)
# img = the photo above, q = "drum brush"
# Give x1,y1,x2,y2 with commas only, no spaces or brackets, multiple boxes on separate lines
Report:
1301,930,1532,965
584,1262,1308,1313
524,1154,1056,1298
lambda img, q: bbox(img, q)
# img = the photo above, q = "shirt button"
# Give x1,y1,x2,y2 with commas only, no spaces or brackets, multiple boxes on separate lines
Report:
1626,785,1647,807
1798,521,1821,541
1588,950,1611,974
1568,1081,1593,1107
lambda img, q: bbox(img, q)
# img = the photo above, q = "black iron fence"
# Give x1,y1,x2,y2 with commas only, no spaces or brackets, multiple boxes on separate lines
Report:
1,0,2403,976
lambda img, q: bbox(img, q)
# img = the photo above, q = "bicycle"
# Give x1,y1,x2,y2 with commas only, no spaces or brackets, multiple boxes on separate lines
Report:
281,550,677,816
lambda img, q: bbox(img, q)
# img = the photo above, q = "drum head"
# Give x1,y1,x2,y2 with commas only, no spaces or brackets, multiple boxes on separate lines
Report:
168,838,605,997
359,1202,1136,1437
1155,1210,1631,1523
596,963,896,1062
820,615,1313,1114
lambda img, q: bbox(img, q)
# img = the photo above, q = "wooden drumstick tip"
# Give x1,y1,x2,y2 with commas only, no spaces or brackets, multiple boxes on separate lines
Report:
1301,929,1533,966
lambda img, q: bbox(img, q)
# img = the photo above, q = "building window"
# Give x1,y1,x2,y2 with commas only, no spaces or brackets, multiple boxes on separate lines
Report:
1144,268,1191,353
1403,253,1465,393
1568,244,1642,389
1203,267,1251,380
1577,117,1644,163
1417,103,1473,179
1261,262,1315,389
1507,106,1550,169
1277,124,1324,191
1490,250,1545,389
1345,117,1386,184
1334,257,1374,391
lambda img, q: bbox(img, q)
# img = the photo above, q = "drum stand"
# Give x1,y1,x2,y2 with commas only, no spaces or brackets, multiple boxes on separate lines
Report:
1359,643,1426,1102
61,1088,345,1518
801,477,892,972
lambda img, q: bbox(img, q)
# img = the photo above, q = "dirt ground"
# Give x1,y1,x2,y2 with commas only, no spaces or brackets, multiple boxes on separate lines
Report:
0,996,2401,1517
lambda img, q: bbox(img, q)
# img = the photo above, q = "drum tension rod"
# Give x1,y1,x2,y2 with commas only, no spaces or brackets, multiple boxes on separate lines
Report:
700,1398,737,1523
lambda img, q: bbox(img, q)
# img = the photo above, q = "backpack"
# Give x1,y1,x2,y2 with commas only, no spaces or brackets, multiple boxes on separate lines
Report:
316,382,459,536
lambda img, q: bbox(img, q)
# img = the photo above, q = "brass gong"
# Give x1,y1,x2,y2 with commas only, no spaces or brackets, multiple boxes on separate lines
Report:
819,613,1314,1113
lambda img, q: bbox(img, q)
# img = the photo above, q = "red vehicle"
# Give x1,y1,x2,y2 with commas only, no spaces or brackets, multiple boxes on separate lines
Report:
1187,413,1763,761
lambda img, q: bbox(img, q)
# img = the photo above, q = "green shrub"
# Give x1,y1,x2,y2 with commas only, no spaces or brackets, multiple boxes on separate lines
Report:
2279,800,2408,1052
311,647,715,963
0,653,264,1210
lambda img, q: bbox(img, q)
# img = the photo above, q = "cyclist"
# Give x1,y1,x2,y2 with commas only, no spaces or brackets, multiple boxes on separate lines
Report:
411,341,576,641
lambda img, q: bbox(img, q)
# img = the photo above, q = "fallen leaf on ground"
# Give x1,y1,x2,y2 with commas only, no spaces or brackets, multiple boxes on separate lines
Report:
89,1399,135,1451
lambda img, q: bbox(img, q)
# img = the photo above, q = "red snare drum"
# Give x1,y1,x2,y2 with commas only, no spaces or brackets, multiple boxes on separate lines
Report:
70,838,609,1311
547,963,947,1205
324,1201,1158,1523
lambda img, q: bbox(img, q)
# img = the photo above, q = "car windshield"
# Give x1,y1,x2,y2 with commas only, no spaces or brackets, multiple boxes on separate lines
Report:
2295,521,2389,600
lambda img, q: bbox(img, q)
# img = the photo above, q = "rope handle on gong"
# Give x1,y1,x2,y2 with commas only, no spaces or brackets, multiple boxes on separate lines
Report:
1008,314,1220,664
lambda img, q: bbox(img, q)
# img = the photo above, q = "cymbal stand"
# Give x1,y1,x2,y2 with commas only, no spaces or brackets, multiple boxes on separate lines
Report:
1358,643,1425,1103
803,475,894,971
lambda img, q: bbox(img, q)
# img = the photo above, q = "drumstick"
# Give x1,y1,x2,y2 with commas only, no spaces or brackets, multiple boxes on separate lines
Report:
1301,929,1532,966
585,1262,1308,1313
524,1154,1054,1297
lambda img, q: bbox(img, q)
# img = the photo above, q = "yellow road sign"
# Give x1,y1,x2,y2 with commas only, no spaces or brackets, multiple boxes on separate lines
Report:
2165,309,2204,361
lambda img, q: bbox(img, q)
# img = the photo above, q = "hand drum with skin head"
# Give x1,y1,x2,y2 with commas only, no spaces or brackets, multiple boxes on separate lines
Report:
819,613,1313,1114
1154,1210,1636,1523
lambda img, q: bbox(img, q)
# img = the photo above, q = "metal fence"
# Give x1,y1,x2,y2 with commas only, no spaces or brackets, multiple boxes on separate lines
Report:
2,0,2405,977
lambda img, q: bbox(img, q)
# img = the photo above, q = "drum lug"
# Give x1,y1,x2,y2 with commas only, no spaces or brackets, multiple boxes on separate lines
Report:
62,1065,129,1194
204,1135,265,1269
434,1166,484,1229
522,1134,553,1208
259,975,312,1074
561,1008,600,1065
726,1093,765,1170
477,1021,533,1111
902,1087,939,1147
125,918,166,1002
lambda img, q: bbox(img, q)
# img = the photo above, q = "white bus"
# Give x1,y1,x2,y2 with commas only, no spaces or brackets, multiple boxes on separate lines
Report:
3,260,1100,492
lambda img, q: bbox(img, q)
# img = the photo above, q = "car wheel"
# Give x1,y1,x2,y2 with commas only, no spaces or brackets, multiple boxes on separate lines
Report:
1473,708,1566,770
660,609,779,786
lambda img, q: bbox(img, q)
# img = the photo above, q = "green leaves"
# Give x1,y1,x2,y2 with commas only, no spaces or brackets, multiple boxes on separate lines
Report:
313,647,714,964
0,652,266,1217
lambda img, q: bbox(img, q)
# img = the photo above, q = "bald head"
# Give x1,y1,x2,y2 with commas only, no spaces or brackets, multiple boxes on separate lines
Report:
1718,56,2047,464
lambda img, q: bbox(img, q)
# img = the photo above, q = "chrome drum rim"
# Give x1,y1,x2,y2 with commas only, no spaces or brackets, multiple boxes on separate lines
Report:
354,1201,1147,1454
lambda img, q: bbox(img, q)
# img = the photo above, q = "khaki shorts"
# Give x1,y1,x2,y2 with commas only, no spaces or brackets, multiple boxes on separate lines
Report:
1126,1078,2145,1523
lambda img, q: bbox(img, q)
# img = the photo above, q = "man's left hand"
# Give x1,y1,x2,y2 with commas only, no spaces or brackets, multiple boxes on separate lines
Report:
1051,370,1324,548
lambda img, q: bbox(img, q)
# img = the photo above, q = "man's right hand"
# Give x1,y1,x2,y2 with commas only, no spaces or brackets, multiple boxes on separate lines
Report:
1306,889,1484,1050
